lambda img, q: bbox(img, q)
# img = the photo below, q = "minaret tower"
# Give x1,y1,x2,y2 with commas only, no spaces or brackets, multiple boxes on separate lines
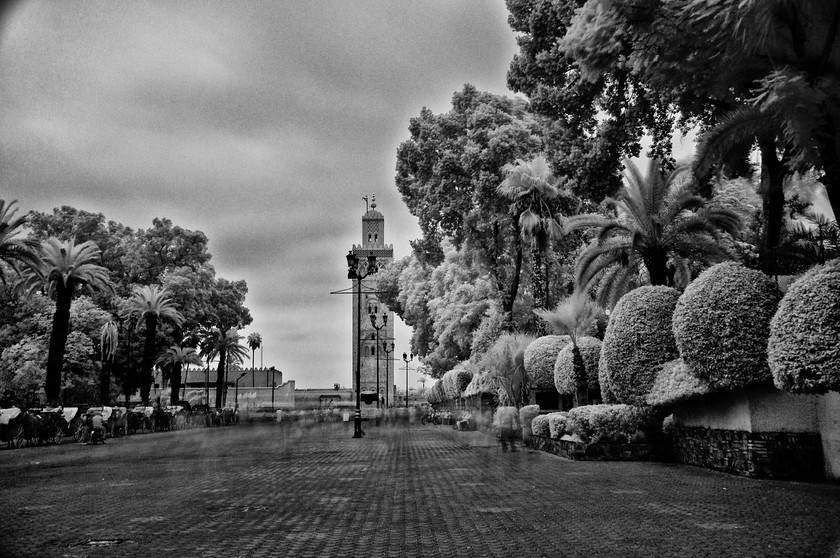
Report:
351,195,394,402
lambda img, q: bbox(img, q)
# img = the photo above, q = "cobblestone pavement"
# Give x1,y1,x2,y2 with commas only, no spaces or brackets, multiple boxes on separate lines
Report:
1,421,839,558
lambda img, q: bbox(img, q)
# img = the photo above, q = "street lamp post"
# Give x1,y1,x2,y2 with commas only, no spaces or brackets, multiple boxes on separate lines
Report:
369,312,387,408
402,352,414,408
234,372,247,407
347,250,377,439
269,367,281,411
382,341,394,407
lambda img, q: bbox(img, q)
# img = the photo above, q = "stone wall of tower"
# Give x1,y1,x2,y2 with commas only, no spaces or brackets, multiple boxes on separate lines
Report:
351,199,395,404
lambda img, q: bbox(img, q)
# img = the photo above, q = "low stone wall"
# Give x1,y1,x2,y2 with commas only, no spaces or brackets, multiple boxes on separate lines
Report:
527,435,664,461
673,426,824,481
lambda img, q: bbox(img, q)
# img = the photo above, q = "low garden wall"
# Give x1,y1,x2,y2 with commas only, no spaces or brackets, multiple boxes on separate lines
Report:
671,385,826,481
672,427,824,481
526,435,666,462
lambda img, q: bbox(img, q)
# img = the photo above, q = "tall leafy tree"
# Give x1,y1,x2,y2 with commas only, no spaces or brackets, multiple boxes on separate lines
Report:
25,238,114,404
0,199,39,284
26,205,134,291
564,159,742,308
396,84,544,326
124,285,184,405
155,345,203,405
201,327,248,408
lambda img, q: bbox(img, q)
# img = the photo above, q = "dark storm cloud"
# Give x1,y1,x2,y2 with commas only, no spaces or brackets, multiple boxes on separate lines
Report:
0,0,519,387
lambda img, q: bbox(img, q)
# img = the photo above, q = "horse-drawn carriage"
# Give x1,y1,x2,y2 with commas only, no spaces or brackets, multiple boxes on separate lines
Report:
165,402,192,430
0,407,65,448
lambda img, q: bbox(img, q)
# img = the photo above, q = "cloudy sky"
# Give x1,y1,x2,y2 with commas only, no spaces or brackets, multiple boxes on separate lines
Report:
0,1,521,389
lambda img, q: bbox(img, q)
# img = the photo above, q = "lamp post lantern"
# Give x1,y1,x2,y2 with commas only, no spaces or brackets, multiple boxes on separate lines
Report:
402,352,414,408
382,341,394,407
347,250,377,438
369,312,387,408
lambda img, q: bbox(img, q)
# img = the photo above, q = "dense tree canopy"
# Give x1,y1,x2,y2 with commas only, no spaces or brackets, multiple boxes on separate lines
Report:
0,202,252,407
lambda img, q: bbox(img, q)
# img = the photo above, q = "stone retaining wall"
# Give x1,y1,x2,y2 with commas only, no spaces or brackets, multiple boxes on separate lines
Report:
526,435,663,461
673,426,824,481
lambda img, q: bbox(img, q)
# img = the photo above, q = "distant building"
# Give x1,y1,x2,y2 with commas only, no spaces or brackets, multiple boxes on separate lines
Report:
350,195,395,405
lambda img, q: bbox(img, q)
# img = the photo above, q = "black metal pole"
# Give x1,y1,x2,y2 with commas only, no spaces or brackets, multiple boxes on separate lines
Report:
353,274,363,438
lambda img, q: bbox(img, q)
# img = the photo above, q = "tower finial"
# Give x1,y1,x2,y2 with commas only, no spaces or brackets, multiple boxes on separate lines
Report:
370,194,376,210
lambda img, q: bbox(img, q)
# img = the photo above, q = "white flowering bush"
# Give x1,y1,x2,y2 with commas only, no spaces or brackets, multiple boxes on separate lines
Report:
463,372,502,397
566,404,659,444
547,412,569,439
599,286,681,404
645,358,713,406
519,404,541,439
524,335,571,389
769,259,840,393
673,261,781,390
554,336,602,394
531,413,550,437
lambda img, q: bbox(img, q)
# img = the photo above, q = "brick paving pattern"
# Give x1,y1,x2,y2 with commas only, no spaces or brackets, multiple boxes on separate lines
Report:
1,421,839,557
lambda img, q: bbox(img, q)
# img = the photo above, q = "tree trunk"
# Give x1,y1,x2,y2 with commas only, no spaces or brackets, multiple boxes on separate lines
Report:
502,229,523,330
45,282,73,406
758,140,787,276
170,363,182,405
816,116,840,221
140,314,158,405
215,346,227,408
100,361,110,405
571,344,588,408
645,252,670,287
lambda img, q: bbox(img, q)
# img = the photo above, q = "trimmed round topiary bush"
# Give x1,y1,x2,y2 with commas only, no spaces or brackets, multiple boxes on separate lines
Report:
566,404,659,444
554,336,602,394
547,412,569,439
531,414,550,437
769,259,840,393
524,335,571,389
464,372,502,397
599,286,681,404
673,261,782,390
646,358,712,406
519,404,541,439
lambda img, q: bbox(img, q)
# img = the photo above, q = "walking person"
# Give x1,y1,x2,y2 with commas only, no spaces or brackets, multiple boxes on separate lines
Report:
493,405,519,452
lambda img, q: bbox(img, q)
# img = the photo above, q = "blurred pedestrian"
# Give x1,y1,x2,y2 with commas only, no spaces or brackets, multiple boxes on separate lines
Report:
493,406,519,452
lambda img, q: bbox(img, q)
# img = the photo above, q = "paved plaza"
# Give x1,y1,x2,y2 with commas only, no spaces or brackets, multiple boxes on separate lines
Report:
1,420,839,558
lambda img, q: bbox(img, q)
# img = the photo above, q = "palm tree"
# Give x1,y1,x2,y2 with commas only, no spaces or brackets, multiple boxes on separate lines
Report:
155,345,204,405
123,285,184,405
0,199,39,285
692,106,789,276
201,327,249,408
497,155,565,324
246,332,262,387
100,320,119,405
480,332,535,408
534,291,600,407
564,159,742,309
26,238,114,405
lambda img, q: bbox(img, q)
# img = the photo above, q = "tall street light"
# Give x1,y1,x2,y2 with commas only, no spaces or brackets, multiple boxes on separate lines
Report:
234,372,247,407
402,352,414,408
269,366,281,411
382,341,394,407
369,312,387,408
347,250,377,438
